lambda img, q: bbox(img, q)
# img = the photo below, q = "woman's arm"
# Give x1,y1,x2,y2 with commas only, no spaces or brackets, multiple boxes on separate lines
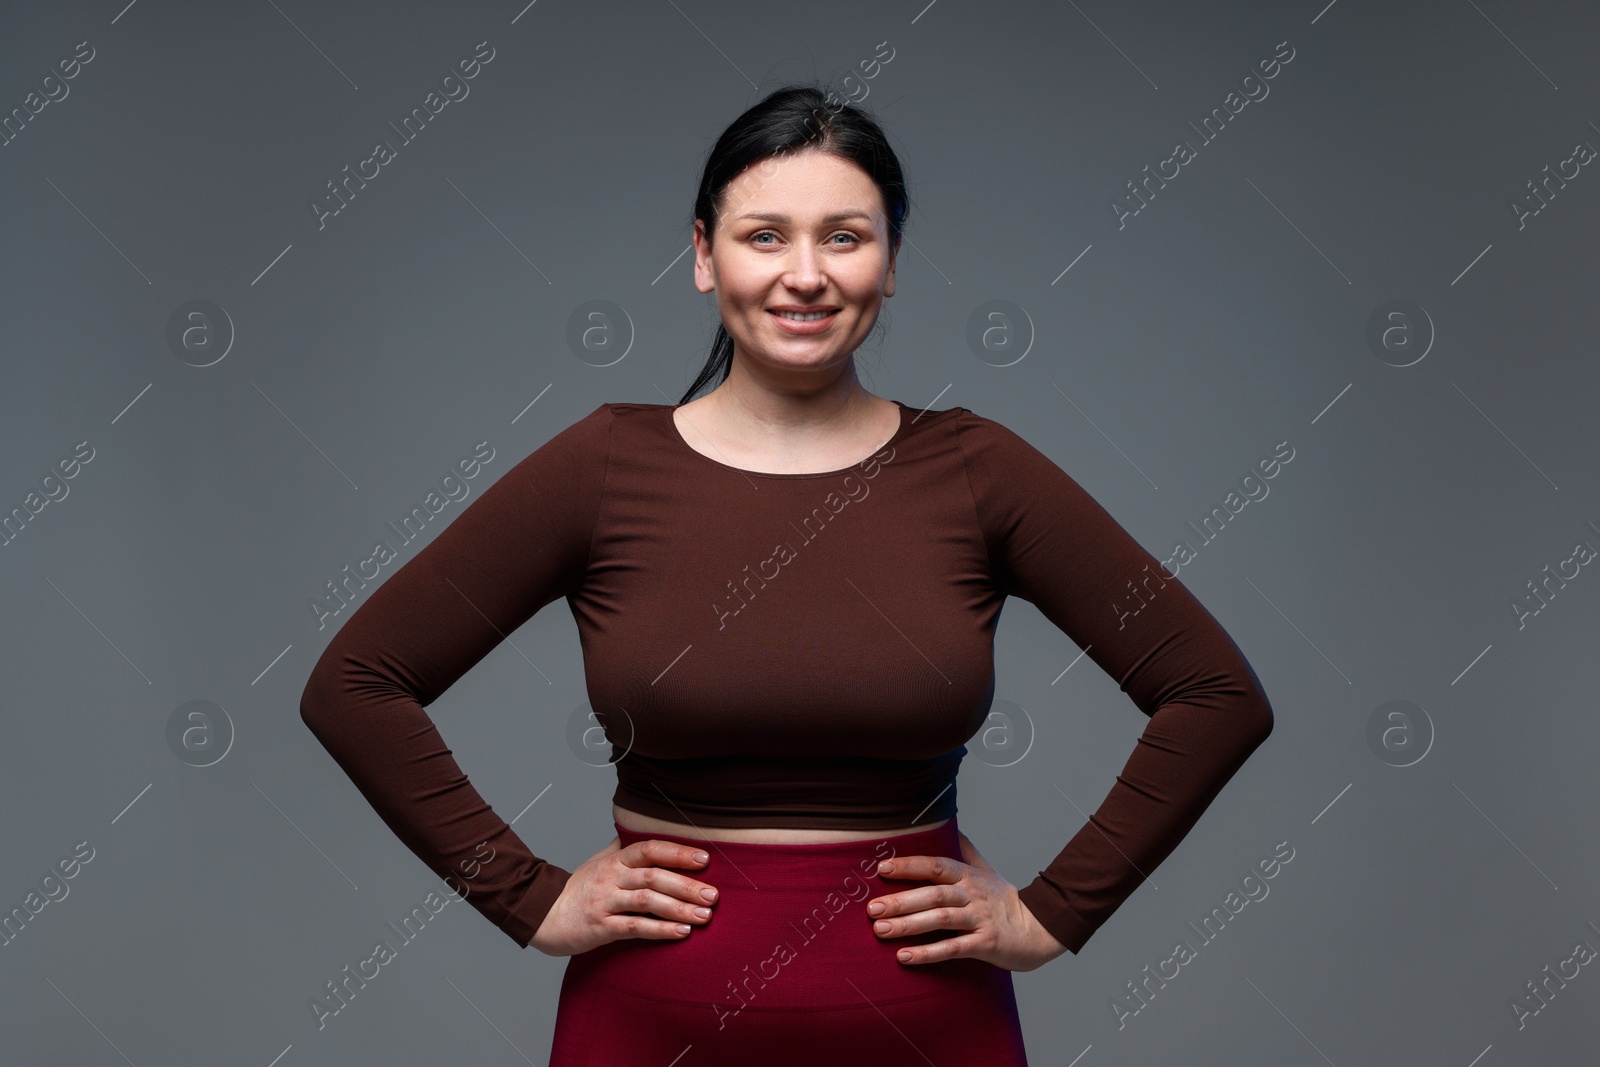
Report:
299,404,612,947
956,410,1274,955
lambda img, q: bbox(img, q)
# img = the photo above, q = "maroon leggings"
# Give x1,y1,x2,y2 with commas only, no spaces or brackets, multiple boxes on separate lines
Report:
547,817,1028,1065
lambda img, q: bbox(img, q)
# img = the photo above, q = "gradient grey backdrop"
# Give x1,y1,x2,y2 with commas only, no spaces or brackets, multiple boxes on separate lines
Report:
3,0,1598,1063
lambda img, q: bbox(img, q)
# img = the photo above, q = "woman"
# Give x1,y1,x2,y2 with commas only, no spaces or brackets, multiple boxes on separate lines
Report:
300,85,1274,1064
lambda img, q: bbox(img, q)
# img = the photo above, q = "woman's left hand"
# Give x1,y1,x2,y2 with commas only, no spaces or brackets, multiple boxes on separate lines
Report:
867,830,1068,972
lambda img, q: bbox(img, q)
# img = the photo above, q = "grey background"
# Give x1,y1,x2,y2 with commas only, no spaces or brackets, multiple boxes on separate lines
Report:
2,0,1597,1063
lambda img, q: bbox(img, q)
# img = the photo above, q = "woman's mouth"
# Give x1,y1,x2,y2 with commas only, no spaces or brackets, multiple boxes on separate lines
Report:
769,308,840,334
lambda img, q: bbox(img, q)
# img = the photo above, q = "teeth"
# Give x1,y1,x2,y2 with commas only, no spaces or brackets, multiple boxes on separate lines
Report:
777,310,831,321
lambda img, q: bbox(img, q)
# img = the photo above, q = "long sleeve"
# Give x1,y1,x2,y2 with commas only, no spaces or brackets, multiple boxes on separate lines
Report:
299,404,612,948
956,411,1274,955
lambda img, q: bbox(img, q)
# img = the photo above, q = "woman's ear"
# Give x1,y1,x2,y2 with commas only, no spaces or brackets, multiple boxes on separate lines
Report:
692,218,717,295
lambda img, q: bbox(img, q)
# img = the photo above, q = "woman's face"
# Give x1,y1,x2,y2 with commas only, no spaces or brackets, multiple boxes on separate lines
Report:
693,148,897,384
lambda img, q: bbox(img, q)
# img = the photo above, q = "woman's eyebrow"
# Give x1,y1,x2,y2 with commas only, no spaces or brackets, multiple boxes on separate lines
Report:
733,210,874,224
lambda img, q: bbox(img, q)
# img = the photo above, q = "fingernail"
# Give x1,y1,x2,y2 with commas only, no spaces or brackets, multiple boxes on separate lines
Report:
897,950,912,962
700,888,719,902
693,907,711,919
878,860,893,874
676,924,692,935
874,921,891,934
867,902,884,916
692,851,709,864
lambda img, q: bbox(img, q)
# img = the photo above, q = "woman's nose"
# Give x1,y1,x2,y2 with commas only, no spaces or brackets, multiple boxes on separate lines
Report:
784,244,826,288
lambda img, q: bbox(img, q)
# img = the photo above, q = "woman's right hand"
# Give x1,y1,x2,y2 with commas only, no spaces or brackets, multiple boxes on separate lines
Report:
529,836,720,957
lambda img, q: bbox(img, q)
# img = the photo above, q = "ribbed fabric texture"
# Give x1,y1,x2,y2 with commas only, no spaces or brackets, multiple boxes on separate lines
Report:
299,399,1273,954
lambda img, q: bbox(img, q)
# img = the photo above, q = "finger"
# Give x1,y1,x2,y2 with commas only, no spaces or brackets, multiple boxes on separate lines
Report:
876,854,965,884
605,912,699,941
872,902,979,941
614,863,721,905
613,886,714,925
866,883,966,919
622,839,711,873
893,931,987,966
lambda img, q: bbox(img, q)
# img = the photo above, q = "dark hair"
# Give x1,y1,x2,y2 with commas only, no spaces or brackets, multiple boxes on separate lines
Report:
679,83,911,404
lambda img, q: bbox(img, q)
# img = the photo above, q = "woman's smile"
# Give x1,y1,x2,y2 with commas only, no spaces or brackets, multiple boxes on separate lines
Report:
768,305,841,334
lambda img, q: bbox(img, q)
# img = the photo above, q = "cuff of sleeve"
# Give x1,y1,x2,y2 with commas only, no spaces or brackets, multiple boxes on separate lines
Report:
1017,878,1098,955
502,862,573,949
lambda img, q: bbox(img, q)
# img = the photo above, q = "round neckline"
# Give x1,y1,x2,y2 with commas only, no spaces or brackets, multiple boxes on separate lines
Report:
665,399,908,480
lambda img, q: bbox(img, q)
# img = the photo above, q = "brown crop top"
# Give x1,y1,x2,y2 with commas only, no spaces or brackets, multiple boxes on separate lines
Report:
299,400,1274,954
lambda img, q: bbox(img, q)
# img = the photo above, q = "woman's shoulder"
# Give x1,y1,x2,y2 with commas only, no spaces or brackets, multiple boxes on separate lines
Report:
544,400,673,436
935,403,1044,458
582,400,673,432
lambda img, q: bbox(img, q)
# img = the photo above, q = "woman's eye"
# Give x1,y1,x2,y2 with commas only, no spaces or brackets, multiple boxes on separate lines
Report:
749,231,859,247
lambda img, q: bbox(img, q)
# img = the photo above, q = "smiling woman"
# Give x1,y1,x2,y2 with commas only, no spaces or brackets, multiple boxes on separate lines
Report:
680,112,902,412
300,81,1274,1067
